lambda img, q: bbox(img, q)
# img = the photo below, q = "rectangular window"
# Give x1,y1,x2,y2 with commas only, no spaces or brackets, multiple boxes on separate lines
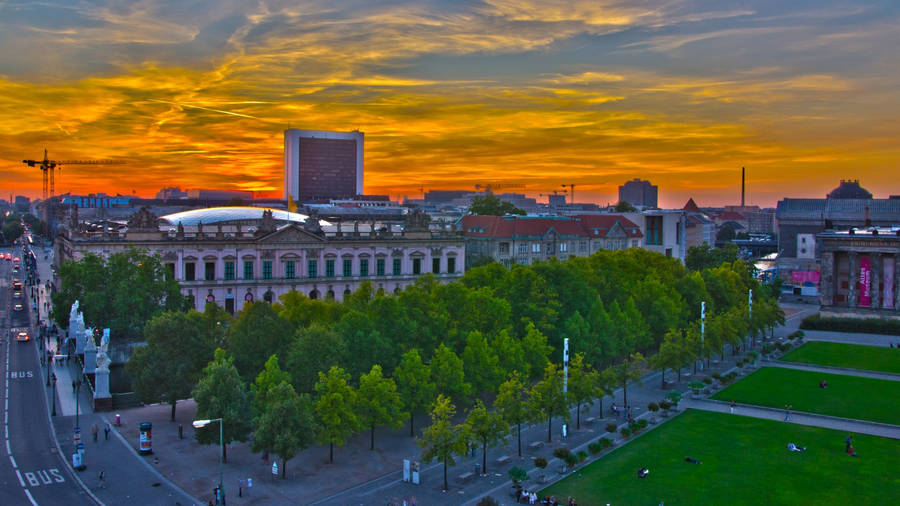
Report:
647,216,663,245
531,243,540,253
262,260,273,280
243,260,254,279
325,259,335,277
205,262,215,281
184,262,196,281
343,258,352,277
224,261,235,280
285,261,295,279
307,259,317,278
413,258,422,275
560,243,567,253
518,244,527,254
376,258,385,276
432,258,441,274
165,263,175,280
360,259,369,277
393,258,402,275
447,257,456,274
546,243,554,254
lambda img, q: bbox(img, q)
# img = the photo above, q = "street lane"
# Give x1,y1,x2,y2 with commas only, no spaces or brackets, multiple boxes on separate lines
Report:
1,245,94,505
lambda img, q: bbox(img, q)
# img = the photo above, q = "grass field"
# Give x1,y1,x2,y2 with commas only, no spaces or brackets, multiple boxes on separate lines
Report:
540,410,900,505
780,341,900,374
711,367,900,425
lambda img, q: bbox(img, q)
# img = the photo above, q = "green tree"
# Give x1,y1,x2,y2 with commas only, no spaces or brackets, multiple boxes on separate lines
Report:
193,349,252,463
495,372,532,457
430,342,471,403
418,395,468,492
567,353,600,430
492,329,525,380
529,363,568,443
357,365,406,451
469,193,526,216
126,311,211,421
251,354,291,419
51,248,184,339
520,323,552,381
394,349,436,437
226,301,294,382
464,400,509,474
314,366,359,463
278,290,341,329
251,381,316,478
655,329,688,386
461,331,502,397
614,200,637,212
286,324,346,394
610,352,646,408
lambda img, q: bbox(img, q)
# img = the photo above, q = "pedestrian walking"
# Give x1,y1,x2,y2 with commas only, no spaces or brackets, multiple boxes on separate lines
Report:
729,400,735,414
91,423,99,442
104,423,111,441
247,477,252,496
72,379,77,393
784,404,792,422
845,435,852,453
238,479,243,497
98,468,106,489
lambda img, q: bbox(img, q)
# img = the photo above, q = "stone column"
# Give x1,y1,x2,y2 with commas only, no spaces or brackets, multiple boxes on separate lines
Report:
820,251,834,306
872,253,882,309
848,252,858,308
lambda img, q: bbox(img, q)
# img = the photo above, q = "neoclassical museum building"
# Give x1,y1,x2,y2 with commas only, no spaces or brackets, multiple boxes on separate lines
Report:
819,227,900,319
54,206,465,314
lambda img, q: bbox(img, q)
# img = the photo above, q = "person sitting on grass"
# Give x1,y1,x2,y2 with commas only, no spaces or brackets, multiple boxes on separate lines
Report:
638,467,650,478
847,446,858,457
787,443,806,452
820,380,828,389
684,457,702,464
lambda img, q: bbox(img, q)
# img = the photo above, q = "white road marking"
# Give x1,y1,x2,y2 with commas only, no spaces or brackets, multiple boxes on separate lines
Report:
16,469,24,487
24,488,37,506
5,439,10,453
10,454,17,468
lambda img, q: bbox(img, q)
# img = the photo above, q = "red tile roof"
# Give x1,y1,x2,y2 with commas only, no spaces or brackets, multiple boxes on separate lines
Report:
716,211,746,221
575,214,643,238
683,198,702,213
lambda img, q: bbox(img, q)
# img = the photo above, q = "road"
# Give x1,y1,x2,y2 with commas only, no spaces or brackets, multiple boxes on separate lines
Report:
0,244,95,505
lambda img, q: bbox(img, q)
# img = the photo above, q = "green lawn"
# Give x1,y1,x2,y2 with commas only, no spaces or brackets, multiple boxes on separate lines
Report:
540,410,900,506
780,341,900,374
711,367,900,425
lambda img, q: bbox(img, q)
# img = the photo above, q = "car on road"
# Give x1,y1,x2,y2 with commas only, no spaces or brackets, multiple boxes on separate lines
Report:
12,291,22,299
3,253,10,260
15,330,29,342
13,304,23,312
12,280,22,291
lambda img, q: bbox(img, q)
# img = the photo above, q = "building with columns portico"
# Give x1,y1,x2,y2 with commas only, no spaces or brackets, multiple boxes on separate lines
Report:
818,227,900,319
54,206,465,314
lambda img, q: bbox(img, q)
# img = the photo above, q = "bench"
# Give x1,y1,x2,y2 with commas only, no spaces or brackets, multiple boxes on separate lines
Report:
457,472,475,483
495,455,511,466
527,441,544,451
584,417,596,425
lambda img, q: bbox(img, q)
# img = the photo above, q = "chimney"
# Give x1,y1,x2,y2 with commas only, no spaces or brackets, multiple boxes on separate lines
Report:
741,167,745,208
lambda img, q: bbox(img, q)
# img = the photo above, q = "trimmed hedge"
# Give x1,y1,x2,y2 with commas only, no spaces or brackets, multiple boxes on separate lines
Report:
800,314,900,335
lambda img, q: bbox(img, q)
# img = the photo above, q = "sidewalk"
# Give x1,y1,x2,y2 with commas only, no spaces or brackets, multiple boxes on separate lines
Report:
766,361,900,381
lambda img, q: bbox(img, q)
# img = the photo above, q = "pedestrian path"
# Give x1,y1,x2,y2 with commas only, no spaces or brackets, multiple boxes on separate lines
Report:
766,361,900,381
804,329,900,347
683,399,900,439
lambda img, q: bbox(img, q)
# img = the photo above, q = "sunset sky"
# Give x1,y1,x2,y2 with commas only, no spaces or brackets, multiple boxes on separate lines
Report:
1,0,898,207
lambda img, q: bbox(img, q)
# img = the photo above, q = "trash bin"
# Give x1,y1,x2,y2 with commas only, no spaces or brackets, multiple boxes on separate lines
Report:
139,422,153,455
474,463,481,475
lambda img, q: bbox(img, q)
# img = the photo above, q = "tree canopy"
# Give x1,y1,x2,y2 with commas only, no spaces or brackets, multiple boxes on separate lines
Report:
468,193,526,216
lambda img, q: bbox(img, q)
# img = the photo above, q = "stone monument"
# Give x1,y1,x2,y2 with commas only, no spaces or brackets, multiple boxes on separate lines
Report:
74,311,86,355
83,328,97,375
68,301,80,347
94,330,112,411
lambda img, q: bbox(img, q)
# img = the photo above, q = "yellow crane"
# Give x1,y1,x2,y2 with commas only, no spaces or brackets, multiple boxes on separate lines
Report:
22,149,125,199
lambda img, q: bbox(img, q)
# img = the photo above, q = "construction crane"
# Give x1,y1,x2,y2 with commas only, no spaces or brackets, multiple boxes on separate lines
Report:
475,183,526,193
561,184,575,204
22,149,125,200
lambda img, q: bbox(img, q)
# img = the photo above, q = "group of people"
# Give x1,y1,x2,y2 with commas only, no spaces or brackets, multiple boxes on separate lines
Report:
518,490,576,505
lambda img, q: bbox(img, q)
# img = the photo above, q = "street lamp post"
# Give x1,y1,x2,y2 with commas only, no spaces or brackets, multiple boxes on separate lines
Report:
193,418,224,504
51,373,57,416
74,379,82,428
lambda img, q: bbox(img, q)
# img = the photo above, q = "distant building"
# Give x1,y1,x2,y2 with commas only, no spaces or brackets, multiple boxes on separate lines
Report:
284,129,364,202
458,214,642,268
186,189,253,201
425,190,471,205
155,187,187,199
819,227,900,318
776,180,900,287
14,196,30,212
618,179,658,208
682,198,716,249
60,194,132,208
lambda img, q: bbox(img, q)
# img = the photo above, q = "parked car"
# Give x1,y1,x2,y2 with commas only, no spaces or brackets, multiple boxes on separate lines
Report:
15,331,30,342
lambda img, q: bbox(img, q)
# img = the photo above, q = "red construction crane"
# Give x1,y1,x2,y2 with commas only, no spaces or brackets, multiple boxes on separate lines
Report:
22,149,125,199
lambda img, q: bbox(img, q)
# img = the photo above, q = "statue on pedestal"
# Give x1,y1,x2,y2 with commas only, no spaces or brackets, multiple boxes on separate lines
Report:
83,328,97,374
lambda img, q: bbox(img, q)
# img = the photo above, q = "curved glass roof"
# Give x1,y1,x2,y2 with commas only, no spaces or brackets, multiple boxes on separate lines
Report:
160,206,314,226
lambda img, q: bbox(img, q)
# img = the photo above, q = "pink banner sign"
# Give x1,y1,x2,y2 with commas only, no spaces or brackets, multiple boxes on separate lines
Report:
858,256,871,307
791,270,820,284
884,257,895,309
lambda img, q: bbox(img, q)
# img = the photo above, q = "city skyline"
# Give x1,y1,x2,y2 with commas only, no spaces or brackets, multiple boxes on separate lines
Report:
2,0,898,207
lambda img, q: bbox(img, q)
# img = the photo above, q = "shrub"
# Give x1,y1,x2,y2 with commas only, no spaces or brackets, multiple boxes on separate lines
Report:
702,376,713,385
629,421,641,433
688,381,706,392
599,437,612,448
605,423,618,433
647,402,659,412
800,314,900,335
665,391,682,406
637,419,649,429
659,399,672,411
746,351,759,362
736,359,744,367
762,344,775,355
553,447,571,460
565,453,579,467
533,457,548,469
477,497,499,506
711,372,722,381
509,466,528,484
577,450,588,462
725,371,738,381
620,427,631,438
588,441,602,455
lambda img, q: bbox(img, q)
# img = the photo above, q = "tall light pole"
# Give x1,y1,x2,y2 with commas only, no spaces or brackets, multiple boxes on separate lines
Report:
748,289,753,347
74,379,82,428
562,338,569,438
700,301,706,372
194,418,224,504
